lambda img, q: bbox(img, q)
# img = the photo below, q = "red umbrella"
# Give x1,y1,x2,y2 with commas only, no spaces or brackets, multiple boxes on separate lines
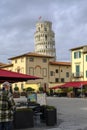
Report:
59,81,87,88
0,69,42,83
50,81,87,89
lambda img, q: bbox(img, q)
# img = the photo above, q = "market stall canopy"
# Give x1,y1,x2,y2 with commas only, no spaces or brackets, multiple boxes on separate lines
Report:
50,81,87,89
0,69,42,83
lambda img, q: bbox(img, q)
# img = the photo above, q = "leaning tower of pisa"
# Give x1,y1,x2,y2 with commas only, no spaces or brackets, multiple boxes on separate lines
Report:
34,21,56,60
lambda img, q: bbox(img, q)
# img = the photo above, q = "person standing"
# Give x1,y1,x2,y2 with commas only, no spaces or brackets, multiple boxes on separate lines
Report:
0,81,15,130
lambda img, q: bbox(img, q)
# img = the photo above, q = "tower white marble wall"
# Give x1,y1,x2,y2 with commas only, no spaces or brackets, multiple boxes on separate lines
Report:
34,21,56,60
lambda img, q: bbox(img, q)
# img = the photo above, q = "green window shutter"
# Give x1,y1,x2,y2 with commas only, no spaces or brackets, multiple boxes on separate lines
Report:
79,51,81,58
86,71,87,78
74,52,76,59
86,55,87,62
76,65,80,76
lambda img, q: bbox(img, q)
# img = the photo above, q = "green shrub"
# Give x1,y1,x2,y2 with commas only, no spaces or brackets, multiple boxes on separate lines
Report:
26,87,34,92
14,86,19,91
39,86,44,92
41,105,56,110
16,108,33,111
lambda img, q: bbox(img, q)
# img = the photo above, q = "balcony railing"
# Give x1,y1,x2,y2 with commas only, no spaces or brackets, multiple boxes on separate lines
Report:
72,72,83,78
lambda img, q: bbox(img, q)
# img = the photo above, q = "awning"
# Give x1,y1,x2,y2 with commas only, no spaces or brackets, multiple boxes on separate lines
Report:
50,81,87,89
0,69,42,83
49,86,61,90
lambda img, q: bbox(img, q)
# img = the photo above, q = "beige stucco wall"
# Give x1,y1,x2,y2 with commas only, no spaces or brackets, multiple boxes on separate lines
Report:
8,56,52,91
11,57,26,74
26,56,50,84
1,54,71,91
49,65,71,83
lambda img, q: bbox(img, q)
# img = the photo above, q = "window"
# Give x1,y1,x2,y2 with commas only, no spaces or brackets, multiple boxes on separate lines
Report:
15,59,17,63
74,52,76,59
74,51,81,59
66,72,69,77
29,57,34,62
86,55,87,61
61,69,63,72
21,58,24,62
38,27,40,31
61,78,64,82
86,70,87,78
38,35,40,41
17,68,20,73
41,24,43,28
43,58,47,63
76,65,80,76
45,35,47,40
29,67,34,75
50,71,54,76
55,69,58,73
44,27,47,31
55,78,59,82
43,68,47,77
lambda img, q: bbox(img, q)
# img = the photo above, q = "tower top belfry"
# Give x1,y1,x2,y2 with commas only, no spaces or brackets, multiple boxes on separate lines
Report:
34,20,56,60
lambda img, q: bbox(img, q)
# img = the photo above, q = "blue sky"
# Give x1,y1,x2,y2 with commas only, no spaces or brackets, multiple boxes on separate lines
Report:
0,0,87,63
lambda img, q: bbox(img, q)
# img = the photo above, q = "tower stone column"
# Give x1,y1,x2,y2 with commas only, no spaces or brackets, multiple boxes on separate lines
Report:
34,21,56,60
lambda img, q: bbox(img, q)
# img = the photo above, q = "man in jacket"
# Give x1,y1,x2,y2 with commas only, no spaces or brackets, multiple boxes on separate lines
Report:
0,81,15,130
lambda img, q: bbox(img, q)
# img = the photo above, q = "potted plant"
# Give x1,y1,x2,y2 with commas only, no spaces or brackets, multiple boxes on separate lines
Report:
14,86,19,91
21,89,27,96
45,105,57,126
13,86,20,98
38,86,44,93
40,105,57,126
26,87,35,92
14,108,34,129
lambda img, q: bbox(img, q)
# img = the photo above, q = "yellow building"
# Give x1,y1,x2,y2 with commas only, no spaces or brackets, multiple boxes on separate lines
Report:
0,52,71,91
71,45,87,81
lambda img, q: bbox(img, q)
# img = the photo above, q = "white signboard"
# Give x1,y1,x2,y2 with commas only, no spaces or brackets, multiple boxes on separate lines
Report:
37,93,47,105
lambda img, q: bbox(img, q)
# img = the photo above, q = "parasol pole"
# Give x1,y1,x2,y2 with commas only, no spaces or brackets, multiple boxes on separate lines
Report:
80,84,83,98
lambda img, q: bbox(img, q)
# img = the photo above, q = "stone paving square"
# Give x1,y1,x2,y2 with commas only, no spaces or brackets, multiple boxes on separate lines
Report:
14,97,87,130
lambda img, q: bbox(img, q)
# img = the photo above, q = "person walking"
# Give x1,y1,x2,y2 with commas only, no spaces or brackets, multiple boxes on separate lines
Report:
0,81,15,130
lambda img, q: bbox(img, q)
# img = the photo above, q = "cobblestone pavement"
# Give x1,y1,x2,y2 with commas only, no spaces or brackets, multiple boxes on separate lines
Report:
14,97,87,130
47,97,87,130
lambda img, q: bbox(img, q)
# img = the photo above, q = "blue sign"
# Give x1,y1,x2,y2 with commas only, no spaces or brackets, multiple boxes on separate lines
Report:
27,93,37,102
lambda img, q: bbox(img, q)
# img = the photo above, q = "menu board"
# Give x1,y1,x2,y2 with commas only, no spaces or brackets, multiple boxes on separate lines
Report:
37,93,47,105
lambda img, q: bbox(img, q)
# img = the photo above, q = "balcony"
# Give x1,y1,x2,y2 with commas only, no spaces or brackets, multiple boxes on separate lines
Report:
72,72,83,78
